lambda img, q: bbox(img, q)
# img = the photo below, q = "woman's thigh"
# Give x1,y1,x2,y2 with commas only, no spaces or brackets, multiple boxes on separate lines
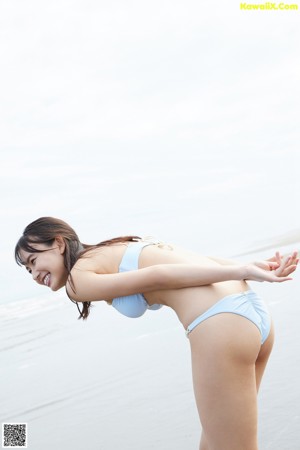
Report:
189,313,262,450
255,320,275,392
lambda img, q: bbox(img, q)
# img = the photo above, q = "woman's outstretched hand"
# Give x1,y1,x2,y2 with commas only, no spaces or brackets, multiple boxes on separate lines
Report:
246,251,298,282
267,251,299,277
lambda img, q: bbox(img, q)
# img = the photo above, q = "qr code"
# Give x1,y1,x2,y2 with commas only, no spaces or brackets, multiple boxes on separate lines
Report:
2,423,27,448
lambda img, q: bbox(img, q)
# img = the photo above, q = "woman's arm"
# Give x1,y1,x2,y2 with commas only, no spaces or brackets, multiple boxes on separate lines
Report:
67,256,296,303
209,251,299,276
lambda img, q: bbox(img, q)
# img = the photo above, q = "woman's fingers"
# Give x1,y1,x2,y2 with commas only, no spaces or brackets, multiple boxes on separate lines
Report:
275,256,295,276
271,251,298,277
290,251,299,266
268,261,280,270
275,256,290,276
275,251,282,265
248,251,298,282
268,250,298,269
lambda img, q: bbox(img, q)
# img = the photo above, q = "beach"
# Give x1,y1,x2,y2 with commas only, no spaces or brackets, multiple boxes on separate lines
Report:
1,238,300,450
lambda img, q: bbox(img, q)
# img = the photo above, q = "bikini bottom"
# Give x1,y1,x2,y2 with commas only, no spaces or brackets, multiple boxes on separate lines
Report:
185,290,271,344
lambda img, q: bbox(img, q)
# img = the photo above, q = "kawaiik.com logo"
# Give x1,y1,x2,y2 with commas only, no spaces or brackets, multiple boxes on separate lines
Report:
240,2,298,9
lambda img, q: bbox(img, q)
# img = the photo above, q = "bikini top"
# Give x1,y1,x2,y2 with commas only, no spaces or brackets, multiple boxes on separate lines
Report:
111,240,163,318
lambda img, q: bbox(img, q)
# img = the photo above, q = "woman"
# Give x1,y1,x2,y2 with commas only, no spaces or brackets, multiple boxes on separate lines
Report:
15,217,298,450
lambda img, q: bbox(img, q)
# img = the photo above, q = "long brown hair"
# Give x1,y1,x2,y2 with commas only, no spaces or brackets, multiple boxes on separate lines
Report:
14,217,140,319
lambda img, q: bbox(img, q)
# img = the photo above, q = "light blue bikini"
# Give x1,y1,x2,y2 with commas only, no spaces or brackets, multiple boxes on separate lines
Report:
111,241,162,318
111,241,271,344
186,290,271,344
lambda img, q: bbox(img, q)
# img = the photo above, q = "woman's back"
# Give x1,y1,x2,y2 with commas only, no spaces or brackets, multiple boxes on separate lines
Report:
72,240,249,327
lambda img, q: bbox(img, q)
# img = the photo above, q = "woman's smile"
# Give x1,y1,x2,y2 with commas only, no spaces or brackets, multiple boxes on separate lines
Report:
43,273,51,287
19,240,68,291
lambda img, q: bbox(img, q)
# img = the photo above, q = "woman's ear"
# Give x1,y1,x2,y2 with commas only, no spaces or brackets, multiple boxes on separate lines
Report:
55,236,66,254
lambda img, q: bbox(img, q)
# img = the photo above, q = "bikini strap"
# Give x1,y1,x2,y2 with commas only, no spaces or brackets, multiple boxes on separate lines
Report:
119,241,152,272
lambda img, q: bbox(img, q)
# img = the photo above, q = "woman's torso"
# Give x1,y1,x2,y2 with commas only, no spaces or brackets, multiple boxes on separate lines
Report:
82,240,249,328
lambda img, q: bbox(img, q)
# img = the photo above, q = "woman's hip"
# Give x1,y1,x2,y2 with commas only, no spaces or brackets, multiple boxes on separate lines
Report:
186,290,272,345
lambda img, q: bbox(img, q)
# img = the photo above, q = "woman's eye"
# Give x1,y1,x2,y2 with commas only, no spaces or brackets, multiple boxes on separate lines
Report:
30,258,36,265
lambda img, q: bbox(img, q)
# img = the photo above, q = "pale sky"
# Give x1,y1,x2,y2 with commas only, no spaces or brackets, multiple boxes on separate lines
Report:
1,0,299,147
1,0,300,301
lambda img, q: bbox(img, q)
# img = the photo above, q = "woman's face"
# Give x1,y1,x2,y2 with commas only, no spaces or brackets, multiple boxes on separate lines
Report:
19,238,68,291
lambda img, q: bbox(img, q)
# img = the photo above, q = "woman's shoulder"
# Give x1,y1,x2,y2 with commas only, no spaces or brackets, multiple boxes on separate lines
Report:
71,243,128,274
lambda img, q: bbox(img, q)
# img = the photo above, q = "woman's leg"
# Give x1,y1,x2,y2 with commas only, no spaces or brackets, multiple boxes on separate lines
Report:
255,321,274,392
189,313,262,450
199,432,209,450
